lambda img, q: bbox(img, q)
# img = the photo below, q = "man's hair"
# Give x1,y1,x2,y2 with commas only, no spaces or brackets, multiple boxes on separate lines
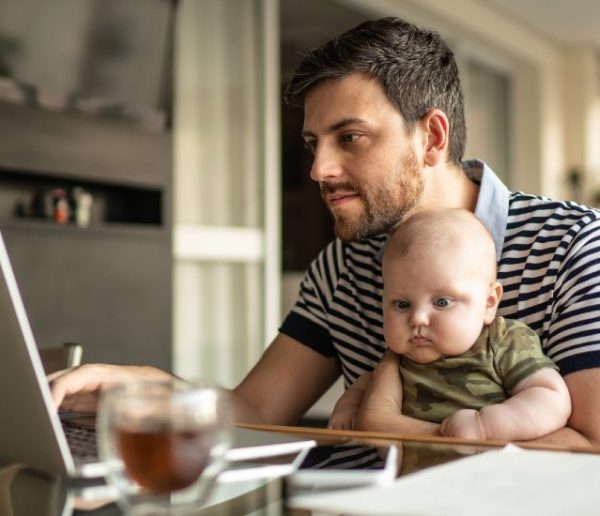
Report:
285,17,466,165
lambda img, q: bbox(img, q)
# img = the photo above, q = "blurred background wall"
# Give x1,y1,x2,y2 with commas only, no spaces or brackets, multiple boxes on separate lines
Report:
1,0,599,422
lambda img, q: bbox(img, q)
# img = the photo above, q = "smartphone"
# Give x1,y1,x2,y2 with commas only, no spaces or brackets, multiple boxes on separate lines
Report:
288,443,398,488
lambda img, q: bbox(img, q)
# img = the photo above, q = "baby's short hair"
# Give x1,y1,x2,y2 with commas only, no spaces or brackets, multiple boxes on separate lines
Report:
384,208,498,278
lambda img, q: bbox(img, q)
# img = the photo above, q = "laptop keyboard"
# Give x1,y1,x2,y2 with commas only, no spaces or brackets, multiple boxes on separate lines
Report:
62,420,98,459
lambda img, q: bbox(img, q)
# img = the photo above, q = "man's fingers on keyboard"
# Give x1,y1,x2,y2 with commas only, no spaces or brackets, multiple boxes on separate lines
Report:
46,368,71,382
61,393,99,412
48,365,105,409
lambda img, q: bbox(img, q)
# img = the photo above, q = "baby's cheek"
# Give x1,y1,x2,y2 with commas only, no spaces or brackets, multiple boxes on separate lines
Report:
440,321,480,354
383,325,407,354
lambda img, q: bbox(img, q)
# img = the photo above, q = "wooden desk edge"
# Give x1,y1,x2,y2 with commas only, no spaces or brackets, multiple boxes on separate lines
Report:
236,422,600,455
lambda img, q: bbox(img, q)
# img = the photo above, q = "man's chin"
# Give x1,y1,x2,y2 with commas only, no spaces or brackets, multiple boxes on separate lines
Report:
334,222,364,242
333,218,396,242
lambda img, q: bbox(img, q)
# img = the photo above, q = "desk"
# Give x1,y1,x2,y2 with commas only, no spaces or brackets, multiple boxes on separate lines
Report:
2,424,596,515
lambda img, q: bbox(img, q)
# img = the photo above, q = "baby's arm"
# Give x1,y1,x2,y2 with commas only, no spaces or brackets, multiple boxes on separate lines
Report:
328,372,372,430
441,368,571,441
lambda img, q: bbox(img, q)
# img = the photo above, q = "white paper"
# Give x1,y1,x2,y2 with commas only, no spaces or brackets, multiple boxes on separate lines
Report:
289,444,600,515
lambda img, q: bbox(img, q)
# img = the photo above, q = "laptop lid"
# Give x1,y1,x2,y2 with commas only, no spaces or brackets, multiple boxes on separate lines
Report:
0,230,77,477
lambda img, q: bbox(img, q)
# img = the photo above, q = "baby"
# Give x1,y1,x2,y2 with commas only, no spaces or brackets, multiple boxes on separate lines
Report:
329,208,571,441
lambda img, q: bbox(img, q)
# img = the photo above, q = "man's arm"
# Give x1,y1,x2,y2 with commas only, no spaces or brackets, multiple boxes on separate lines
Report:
355,350,440,436
534,217,600,447
49,364,175,411
49,333,340,426
526,368,600,447
233,333,340,425
441,368,571,441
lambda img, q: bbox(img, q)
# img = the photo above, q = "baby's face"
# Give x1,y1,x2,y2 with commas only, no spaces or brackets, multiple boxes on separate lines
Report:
382,249,499,364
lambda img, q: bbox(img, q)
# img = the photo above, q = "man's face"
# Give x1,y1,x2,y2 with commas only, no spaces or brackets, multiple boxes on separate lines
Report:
302,73,424,241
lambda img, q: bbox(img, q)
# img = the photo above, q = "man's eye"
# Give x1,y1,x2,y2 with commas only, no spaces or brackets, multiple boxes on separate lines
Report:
393,300,410,311
303,140,317,154
434,298,452,309
340,133,359,143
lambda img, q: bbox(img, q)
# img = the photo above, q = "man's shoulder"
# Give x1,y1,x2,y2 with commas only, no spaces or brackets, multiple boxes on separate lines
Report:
506,192,600,240
508,191,600,220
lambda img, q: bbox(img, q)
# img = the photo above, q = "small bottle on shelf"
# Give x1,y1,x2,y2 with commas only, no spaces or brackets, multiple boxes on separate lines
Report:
52,188,70,224
73,187,94,227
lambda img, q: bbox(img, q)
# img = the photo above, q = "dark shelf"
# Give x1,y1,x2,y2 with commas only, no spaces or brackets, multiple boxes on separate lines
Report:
0,167,165,228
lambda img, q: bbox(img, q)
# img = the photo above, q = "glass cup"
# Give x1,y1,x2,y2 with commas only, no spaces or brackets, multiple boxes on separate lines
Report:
97,380,232,515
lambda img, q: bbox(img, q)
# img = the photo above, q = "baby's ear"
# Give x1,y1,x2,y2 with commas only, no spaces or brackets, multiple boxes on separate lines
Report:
484,281,503,324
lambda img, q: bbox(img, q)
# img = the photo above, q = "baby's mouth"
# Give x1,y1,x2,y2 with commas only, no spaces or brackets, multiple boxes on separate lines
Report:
410,335,429,346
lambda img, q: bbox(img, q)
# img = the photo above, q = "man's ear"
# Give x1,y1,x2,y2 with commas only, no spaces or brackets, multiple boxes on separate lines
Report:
420,109,450,167
484,281,503,325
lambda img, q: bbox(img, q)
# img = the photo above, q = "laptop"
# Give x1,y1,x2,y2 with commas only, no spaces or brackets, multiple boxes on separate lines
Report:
0,230,315,479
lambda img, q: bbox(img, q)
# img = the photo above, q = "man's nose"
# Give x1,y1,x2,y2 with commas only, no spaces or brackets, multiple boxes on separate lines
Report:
309,144,344,183
409,307,430,327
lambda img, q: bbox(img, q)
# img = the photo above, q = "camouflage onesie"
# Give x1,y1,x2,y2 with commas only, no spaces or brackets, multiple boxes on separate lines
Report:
400,316,558,423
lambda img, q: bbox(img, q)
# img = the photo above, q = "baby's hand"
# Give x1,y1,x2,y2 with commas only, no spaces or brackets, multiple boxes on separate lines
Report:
440,409,486,440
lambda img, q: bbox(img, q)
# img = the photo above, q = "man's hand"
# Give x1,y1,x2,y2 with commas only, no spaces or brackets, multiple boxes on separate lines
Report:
48,364,174,411
328,373,372,430
440,409,485,440
355,350,440,436
355,350,403,431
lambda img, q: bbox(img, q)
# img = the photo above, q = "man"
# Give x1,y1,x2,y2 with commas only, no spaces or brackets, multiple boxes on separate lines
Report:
50,17,600,445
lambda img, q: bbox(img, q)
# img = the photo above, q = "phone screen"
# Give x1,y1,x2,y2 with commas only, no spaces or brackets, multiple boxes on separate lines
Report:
297,444,386,471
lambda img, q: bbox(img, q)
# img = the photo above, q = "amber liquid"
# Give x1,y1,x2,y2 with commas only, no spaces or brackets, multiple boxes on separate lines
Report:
117,426,211,493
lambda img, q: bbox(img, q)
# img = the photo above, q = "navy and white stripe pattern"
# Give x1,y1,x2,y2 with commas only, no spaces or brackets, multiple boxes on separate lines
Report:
280,167,600,386
298,444,384,470
498,193,600,374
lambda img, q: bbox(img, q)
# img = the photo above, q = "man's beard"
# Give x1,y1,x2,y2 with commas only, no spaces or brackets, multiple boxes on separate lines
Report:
322,152,424,242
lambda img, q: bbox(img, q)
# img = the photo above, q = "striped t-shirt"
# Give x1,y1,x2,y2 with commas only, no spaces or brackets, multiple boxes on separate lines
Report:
280,161,600,387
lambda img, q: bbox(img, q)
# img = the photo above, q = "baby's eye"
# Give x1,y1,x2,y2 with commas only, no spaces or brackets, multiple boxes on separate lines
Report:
434,298,452,309
393,300,410,311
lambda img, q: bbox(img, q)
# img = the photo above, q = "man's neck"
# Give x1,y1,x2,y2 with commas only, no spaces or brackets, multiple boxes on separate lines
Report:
420,163,479,212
